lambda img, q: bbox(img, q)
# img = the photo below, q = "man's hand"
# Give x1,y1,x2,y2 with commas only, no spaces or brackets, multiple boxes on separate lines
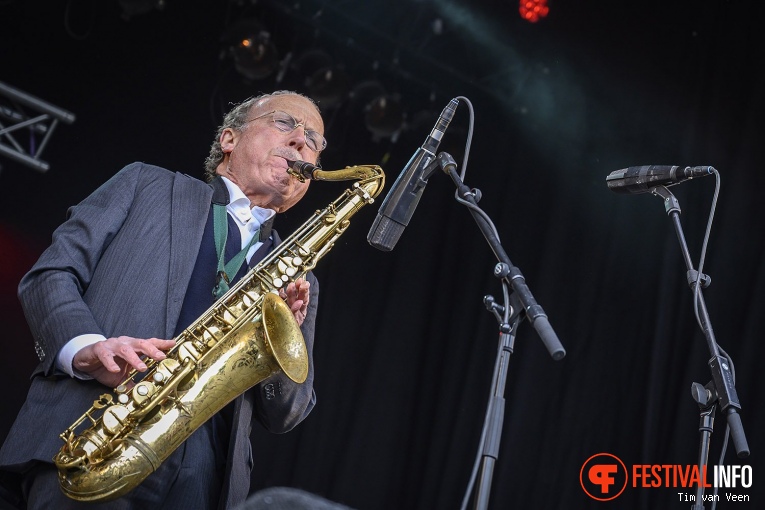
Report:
72,336,176,388
279,278,310,326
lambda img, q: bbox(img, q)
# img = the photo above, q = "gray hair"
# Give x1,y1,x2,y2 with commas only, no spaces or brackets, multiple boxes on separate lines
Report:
204,90,320,182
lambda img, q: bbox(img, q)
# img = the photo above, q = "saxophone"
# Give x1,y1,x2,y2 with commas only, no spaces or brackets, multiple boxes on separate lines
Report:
53,163,385,501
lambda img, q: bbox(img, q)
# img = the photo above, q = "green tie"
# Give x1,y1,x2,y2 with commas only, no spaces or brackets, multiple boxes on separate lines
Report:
212,204,259,300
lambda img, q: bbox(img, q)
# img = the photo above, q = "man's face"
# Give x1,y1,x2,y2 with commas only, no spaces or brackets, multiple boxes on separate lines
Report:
220,94,324,212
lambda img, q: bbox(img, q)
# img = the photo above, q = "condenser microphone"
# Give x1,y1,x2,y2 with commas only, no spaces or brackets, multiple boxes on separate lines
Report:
367,98,460,251
606,165,715,194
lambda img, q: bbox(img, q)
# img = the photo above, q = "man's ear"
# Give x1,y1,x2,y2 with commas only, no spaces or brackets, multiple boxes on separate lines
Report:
219,128,238,154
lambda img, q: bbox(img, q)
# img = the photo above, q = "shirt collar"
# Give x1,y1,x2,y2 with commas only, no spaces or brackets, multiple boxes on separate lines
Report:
219,176,276,227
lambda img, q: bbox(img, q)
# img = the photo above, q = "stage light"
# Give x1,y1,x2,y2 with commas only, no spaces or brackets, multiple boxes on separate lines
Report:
364,94,404,139
293,49,351,110
233,36,278,81
306,66,351,110
348,81,403,139
349,80,386,111
519,0,550,23
295,49,334,78
223,20,279,81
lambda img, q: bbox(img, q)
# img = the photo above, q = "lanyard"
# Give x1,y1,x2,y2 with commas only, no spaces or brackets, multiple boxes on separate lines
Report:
212,204,259,300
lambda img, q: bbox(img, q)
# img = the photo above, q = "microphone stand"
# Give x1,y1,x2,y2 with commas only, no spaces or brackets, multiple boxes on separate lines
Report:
435,153,565,510
473,289,523,510
650,185,750,508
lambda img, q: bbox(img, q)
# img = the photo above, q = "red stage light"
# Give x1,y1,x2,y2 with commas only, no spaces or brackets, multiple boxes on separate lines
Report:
519,0,550,23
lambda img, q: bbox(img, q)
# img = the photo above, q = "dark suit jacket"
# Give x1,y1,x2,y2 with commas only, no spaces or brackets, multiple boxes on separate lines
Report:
0,162,318,509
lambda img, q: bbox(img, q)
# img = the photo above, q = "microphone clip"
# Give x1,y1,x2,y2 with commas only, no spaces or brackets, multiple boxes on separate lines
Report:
416,156,441,190
650,185,681,215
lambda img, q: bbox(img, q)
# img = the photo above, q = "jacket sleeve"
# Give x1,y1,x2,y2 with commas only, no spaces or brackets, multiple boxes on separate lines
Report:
252,271,319,433
17,163,144,376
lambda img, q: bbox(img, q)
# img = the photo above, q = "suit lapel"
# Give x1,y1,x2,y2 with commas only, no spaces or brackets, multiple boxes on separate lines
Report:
166,173,213,338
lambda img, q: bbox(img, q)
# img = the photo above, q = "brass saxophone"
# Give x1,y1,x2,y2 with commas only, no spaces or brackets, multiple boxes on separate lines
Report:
53,164,385,501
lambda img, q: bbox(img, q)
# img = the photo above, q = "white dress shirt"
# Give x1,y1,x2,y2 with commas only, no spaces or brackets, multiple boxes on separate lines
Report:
219,175,275,263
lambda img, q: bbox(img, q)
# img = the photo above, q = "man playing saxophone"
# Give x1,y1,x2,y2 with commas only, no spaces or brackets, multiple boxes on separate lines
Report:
0,91,324,509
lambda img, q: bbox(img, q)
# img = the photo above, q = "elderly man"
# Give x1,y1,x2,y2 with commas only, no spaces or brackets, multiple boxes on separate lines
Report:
0,91,324,510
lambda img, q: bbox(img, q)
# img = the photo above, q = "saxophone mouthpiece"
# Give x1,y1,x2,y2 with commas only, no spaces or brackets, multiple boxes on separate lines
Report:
287,160,320,182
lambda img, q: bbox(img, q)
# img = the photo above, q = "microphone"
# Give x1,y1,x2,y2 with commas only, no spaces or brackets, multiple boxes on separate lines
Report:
606,165,715,194
367,98,460,251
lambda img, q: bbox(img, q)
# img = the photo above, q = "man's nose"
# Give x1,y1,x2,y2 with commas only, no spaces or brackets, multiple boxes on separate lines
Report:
286,125,307,149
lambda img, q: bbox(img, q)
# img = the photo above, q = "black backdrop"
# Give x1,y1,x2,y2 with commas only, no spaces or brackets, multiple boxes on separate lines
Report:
1,1,762,508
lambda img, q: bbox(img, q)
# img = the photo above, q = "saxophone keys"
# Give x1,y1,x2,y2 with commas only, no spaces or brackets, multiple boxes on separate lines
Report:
292,256,303,266
156,358,181,381
272,277,284,288
278,257,298,277
102,405,130,435
131,381,157,406
115,385,130,404
242,291,258,307
178,342,201,362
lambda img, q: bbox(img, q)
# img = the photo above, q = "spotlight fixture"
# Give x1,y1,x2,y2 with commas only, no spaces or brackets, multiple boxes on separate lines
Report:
348,81,403,139
294,49,351,110
294,49,334,78
348,80,386,112
306,66,351,110
223,19,279,81
364,94,404,140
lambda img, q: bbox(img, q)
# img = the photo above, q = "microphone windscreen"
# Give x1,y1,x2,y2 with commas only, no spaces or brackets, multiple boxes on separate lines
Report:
367,214,405,251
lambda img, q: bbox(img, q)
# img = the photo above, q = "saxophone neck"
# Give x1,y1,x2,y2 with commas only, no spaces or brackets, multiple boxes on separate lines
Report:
288,161,385,199
315,165,385,198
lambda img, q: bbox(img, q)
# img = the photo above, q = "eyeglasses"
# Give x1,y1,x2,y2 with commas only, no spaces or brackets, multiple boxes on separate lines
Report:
247,110,327,152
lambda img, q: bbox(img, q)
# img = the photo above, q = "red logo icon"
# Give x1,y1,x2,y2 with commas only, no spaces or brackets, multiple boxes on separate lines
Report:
580,453,628,501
